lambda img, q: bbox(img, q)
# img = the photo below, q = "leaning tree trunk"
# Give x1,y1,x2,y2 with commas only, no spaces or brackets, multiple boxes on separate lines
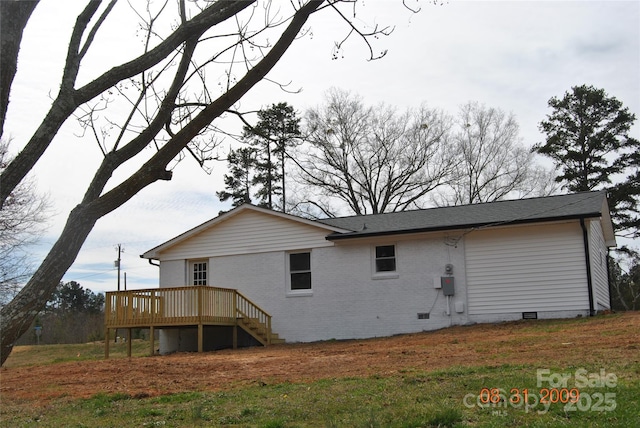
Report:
0,204,99,365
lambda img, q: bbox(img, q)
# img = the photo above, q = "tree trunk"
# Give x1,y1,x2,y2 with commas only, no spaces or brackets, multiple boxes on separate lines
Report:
0,0,253,207
0,204,98,365
0,0,39,138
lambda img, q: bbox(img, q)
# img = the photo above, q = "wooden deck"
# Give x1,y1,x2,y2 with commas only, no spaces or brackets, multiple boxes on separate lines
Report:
104,286,279,358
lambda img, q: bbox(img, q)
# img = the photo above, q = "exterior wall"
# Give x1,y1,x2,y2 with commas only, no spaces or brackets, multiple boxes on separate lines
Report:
203,232,469,343
157,259,194,353
159,259,186,287
589,219,611,310
464,221,590,320
158,209,335,261
155,215,607,351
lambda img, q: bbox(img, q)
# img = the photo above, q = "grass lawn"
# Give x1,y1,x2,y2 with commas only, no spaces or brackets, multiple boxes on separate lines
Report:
1,313,639,427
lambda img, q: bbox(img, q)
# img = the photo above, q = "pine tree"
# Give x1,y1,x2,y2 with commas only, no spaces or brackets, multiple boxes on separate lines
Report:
216,147,258,207
534,84,640,237
245,102,301,211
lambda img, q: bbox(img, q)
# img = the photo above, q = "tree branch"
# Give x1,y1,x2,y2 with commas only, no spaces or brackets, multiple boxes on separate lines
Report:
0,0,254,208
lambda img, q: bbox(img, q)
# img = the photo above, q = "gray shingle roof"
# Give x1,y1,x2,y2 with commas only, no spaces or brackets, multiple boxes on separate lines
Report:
317,191,610,240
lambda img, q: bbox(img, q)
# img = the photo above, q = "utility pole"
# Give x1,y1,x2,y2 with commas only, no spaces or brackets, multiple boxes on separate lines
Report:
115,244,123,291
114,244,123,344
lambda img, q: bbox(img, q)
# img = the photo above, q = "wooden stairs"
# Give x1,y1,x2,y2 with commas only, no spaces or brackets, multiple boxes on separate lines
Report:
234,289,285,346
237,316,286,346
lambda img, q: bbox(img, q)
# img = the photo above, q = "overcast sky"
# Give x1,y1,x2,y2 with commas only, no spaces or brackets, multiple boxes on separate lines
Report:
5,0,639,295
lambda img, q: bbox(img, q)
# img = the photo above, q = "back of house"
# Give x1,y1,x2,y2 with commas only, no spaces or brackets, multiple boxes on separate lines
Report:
141,190,616,354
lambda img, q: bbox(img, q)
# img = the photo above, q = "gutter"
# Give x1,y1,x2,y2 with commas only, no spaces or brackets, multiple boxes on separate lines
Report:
141,254,160,267
606,249,613,310
580,218,596,316
325,213,602,241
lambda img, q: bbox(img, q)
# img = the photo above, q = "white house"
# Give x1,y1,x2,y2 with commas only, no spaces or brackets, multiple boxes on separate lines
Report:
140,191,616,354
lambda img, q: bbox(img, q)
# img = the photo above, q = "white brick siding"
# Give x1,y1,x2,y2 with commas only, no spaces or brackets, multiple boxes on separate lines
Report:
204,232,468,342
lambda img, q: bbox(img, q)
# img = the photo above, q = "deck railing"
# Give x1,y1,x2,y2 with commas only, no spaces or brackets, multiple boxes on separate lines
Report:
105,286,270,329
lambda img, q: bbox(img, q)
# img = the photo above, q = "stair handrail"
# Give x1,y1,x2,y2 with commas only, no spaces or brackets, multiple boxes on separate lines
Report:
235,289,272,344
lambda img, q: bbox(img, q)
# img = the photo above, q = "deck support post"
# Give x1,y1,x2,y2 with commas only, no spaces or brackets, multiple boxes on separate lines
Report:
233,325,238,349
127,328,132,357
198,324,203,352
105,328,110,359
149,326,154,356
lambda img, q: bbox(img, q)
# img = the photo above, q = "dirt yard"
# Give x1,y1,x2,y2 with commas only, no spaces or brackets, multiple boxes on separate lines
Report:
1,312,639,405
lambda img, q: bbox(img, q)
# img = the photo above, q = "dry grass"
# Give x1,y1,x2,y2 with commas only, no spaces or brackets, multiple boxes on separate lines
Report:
2,312,638,404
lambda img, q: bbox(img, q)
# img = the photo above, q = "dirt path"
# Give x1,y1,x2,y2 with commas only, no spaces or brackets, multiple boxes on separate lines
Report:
1,312,638,405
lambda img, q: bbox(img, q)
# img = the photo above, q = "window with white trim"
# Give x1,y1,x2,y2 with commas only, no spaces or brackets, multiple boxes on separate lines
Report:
191,261,207,286
288,252,311,291
375,245,396,273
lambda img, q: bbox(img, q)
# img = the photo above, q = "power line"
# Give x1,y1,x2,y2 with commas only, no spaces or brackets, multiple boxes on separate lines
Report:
63,268,115,282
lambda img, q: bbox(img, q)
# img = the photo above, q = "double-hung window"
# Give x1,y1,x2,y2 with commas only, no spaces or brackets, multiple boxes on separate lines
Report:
288,252,311,292
372,244,398,279
375,245,396,272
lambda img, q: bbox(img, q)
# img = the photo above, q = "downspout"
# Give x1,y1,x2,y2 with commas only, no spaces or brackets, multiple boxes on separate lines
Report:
580,218,595,316
606,249,613,310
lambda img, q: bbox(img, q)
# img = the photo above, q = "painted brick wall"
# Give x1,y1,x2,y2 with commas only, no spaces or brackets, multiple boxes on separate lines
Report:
159,259,185,287
208,232,469,343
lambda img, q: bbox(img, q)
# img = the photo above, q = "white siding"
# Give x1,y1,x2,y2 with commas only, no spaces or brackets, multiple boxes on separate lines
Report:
158,209,334,261
465,222,589,316
589,219,610,310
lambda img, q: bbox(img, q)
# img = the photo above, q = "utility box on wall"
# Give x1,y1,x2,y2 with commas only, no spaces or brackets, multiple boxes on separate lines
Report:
441,276,455,296
433,276,442,289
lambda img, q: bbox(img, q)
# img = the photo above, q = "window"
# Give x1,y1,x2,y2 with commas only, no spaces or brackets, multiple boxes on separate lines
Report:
289,252,311,291
375,245,396,273
191,261,207,286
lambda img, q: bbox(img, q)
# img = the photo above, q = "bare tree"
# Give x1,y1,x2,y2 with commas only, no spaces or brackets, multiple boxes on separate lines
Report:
296,88,454,215
0,0,400,365
609,251,640,311
434,102,557,206
0,140,49,308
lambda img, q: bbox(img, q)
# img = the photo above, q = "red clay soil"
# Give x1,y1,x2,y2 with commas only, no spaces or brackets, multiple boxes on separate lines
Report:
1,312,639,405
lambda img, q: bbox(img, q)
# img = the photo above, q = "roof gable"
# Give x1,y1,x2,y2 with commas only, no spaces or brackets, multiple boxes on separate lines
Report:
141,204,349,259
